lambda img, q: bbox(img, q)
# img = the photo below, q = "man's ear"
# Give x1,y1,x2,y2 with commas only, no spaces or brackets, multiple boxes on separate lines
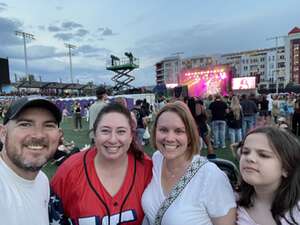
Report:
58,128,64,144
0,124,7,144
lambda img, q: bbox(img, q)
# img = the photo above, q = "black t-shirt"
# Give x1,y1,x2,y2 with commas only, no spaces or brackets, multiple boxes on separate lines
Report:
209,100,228,121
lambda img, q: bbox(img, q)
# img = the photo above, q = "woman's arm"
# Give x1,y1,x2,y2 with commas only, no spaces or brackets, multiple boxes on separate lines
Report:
211,208,236,225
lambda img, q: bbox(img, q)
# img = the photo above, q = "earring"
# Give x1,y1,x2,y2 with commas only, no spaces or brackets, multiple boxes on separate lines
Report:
282,171,288,178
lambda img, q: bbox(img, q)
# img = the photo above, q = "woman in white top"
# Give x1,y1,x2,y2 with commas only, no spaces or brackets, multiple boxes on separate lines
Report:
142,101,236,225
236,126,300,225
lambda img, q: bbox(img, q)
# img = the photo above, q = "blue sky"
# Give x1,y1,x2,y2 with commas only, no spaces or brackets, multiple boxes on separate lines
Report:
0,0,299,86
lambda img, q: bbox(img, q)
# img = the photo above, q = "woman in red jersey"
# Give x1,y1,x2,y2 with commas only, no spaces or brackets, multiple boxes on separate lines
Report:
49,103,152,225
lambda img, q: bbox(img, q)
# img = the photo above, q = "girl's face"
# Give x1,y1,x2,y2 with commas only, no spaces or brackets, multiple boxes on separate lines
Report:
155,111,189,161
239,133,287,191
94,112,132,161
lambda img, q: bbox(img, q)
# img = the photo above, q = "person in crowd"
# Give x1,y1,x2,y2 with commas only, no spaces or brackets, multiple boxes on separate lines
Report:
267,93,273,119
0,97,63,225
227,96,243,144
188,97,215,158
88,86,108,142
209,94,229,149
286,95,295,126
62,106,69,122
49,103,152,225
142,101,236,225
114,97,137,128
292,95,300,136
84,104,89,122
240,94,258,137
132,99,149,145
236,126,300,225
73,101,82,131
258,94,269,122
271,95,280,124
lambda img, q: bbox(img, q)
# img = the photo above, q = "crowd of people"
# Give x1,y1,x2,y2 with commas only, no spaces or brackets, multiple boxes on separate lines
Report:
0,89,300,225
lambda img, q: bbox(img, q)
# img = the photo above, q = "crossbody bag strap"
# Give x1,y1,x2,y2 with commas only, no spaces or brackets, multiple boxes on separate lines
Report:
154,157,208,225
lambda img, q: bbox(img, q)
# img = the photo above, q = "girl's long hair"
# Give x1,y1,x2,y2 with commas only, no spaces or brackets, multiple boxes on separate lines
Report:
230,96,241,120
237,126,300,224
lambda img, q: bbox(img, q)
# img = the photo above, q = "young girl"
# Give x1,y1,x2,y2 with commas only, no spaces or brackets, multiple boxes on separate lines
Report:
237,126,300,225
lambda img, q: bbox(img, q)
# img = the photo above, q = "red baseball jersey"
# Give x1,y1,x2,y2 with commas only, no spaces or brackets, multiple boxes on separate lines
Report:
49,147,152,225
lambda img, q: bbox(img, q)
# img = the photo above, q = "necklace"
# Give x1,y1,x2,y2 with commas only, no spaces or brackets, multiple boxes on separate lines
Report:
164,159,191,179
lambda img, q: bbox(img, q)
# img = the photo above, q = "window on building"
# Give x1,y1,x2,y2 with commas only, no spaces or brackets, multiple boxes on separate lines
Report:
260,57,265,62
278,62,285,68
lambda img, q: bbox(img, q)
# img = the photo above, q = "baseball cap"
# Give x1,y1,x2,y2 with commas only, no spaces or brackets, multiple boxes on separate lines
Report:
3,97,62,125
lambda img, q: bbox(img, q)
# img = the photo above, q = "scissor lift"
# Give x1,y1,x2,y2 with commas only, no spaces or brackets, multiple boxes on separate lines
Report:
106,52,139,92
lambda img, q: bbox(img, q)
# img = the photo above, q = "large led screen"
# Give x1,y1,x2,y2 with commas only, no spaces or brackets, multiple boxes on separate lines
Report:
232,77,256,90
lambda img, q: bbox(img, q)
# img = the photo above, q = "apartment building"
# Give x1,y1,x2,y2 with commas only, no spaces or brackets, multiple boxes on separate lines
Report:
155,55,217,86
285,27,300,84
221,46,286,91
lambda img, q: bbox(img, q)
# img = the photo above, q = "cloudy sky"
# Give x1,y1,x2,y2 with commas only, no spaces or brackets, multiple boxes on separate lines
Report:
0,0,299,86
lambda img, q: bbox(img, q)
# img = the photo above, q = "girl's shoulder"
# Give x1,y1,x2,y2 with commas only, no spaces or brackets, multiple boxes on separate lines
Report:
236,206,259,225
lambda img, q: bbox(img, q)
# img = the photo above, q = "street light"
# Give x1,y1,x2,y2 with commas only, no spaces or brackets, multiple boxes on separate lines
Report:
15,31,35,79
65,43,76,83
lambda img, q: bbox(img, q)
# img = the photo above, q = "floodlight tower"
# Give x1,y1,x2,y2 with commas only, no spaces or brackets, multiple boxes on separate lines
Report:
65,43,76,83
15,31,35,79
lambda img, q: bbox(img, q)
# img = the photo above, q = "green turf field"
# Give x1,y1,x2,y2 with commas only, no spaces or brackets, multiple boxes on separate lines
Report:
43,117,238,179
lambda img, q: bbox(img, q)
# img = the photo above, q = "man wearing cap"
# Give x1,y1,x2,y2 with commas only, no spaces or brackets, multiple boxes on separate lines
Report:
0,97,63,225
88,86,108,142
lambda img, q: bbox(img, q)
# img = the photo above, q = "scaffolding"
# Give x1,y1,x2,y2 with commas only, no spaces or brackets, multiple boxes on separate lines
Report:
106,52,139,92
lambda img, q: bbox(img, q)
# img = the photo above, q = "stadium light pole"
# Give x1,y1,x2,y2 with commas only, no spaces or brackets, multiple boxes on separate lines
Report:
266,35,286,94
65,43,76,83
15,31,35,79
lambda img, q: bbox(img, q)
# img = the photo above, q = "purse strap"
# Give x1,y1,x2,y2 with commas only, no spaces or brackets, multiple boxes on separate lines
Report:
154,157,208,225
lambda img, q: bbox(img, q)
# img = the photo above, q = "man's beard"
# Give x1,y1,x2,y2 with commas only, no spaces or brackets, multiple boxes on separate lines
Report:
5,136,53,172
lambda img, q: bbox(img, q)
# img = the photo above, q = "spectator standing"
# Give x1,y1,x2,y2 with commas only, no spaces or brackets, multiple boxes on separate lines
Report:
292,96,300,136
227,96,243,144
73,102,82,131
209,94,228,149
132,99,149,145
88,86,108,142
258,94,269,119
271,95,280,124
189,97,215,158
240,94,258,137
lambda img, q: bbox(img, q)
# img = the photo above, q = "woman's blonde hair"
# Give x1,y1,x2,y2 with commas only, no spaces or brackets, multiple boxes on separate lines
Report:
151,101,200,160
230,96,241,120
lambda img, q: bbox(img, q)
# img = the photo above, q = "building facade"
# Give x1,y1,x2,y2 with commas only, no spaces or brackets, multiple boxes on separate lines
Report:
285,27,300,84
155,55,217,87
221,46,286,91
155,27,300,93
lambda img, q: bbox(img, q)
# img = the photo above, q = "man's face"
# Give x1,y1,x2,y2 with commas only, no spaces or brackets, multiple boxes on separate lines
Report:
0,107,62,176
